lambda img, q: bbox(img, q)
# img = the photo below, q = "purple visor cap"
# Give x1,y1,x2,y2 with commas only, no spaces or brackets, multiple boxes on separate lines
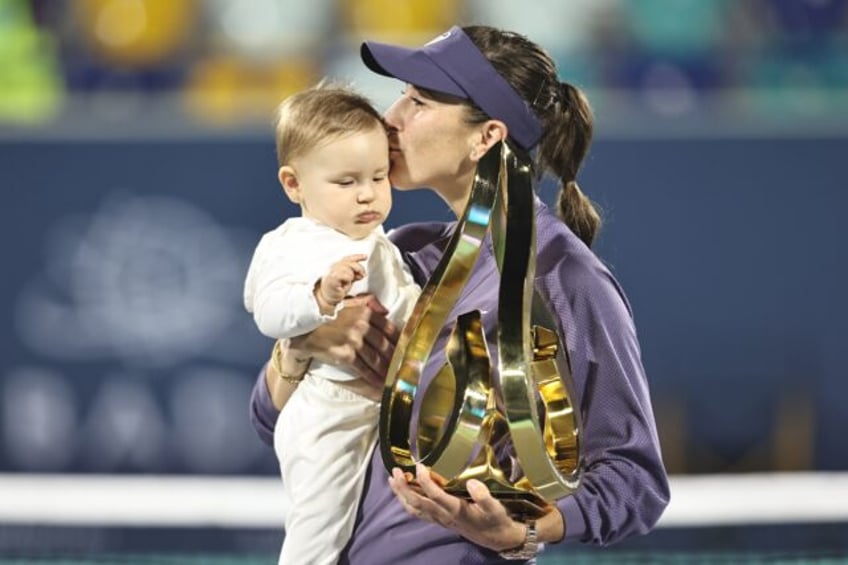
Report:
361,26,543,151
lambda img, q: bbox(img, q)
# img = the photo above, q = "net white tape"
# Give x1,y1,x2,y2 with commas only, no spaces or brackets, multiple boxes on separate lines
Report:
0,472,846,528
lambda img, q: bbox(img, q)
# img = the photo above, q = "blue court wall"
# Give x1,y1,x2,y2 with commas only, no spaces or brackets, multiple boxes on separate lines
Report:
0,135,845,475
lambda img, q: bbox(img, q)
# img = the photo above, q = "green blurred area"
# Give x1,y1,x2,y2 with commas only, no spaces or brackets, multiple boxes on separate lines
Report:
0,0,63,123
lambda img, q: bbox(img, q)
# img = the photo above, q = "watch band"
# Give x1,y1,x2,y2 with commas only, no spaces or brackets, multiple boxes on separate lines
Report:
498,520,539,560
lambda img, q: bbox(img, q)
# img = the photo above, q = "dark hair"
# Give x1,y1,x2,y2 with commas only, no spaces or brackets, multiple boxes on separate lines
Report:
461,25,601,247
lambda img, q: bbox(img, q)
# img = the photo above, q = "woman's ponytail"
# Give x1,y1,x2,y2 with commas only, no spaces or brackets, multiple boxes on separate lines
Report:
557,180,601,248
461,26,602,247
540,81,601,247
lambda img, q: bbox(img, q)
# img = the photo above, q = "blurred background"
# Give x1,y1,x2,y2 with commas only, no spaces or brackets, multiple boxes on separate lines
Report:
1,0,847,562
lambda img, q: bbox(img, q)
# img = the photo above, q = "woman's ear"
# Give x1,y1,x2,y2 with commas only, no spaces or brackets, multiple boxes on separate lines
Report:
278,166,302,205
469,120,508,161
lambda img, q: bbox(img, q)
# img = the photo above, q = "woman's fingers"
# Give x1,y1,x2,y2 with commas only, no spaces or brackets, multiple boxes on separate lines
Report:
389,467,441,523
290,294,396,386
352,351,385,388
358,326,395,383
345,293,387,314
388,468,421,513
465,478,504,517
344,296,397,386
416,465,458,510
389,463,530,552
414,464,462,527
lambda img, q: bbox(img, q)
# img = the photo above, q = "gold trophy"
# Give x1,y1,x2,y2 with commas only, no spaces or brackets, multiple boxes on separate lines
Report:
379,141,582,519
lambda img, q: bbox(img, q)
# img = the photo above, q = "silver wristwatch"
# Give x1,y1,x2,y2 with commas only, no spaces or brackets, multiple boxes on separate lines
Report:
498,520,539,560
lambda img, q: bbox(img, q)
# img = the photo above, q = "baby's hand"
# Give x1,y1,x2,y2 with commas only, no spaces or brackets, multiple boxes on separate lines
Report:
316,254,367,314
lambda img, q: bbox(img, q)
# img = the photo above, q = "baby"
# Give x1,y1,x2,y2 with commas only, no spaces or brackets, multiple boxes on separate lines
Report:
243,84,420,565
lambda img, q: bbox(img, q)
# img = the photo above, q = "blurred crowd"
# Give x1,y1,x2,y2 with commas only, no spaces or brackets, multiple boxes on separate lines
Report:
1,0,846,127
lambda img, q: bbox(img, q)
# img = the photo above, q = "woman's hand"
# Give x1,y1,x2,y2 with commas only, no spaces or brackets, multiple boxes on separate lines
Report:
289,294,398,388
388,464,538,552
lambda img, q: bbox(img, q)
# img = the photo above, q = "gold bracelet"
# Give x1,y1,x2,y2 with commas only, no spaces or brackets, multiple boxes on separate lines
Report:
270,340,310,385
279,372,306,385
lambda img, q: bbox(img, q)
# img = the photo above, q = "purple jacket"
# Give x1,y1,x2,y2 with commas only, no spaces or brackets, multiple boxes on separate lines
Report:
249,201,670,564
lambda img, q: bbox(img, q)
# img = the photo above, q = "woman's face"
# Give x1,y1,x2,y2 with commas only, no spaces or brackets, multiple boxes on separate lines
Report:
384,86,479,199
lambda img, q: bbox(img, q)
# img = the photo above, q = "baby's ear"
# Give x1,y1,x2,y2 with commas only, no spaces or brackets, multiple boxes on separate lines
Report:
278,166,301,204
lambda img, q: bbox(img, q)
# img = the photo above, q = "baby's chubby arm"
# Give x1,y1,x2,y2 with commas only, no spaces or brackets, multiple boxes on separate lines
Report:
315,254,367,315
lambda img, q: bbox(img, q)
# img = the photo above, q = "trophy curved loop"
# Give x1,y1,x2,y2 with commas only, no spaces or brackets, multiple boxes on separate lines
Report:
495,143,581,500
380,141,583,516
379,146,501,474
415,310,491,480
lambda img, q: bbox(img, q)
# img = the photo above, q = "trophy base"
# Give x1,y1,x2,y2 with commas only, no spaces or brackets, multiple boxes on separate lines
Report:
405,468,552,520
452,483,551,520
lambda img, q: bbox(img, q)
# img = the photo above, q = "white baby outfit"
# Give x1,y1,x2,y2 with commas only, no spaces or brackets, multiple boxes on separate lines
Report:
244,216,420,565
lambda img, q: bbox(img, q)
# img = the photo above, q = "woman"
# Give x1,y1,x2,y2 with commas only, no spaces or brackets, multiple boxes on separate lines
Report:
250,25,669,563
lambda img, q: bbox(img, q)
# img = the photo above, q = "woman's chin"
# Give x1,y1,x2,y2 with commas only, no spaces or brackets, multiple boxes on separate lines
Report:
388,172,416,191
390,168,433,192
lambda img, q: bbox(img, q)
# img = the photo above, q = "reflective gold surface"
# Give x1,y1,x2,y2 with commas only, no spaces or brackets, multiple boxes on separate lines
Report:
380,142,582,518
379,143,499,472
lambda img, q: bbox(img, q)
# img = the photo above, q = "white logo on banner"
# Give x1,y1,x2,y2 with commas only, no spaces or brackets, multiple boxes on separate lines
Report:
15,192,245,368
4,191,268,473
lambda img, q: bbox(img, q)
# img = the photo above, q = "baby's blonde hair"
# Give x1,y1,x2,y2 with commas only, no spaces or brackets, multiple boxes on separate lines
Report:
274,82,385,167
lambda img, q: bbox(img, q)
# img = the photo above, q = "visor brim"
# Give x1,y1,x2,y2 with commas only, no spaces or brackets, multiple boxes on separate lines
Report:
360,41,467,99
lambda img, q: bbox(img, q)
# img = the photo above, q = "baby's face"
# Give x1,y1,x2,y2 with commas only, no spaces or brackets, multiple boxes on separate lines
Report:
291,126,392,240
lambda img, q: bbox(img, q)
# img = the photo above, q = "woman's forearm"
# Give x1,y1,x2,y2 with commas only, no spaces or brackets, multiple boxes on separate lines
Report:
249,297,394,445
249,363,280,446
265,357,300,411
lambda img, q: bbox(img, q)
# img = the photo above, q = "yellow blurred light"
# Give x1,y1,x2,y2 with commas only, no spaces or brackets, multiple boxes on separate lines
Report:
75,0,198,67
341,0,460,43
94,0,147,48
183,56,317,125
